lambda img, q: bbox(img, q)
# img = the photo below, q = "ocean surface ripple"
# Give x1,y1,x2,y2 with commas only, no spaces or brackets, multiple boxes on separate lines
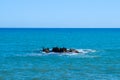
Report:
0,28,120,80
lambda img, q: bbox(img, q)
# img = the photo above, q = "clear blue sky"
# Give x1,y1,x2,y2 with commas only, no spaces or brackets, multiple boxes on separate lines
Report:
0,0,120,28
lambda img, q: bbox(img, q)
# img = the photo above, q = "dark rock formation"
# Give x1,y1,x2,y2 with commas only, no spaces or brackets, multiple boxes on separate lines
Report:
51,47,67,53
52,47,60,52
42,47,79,53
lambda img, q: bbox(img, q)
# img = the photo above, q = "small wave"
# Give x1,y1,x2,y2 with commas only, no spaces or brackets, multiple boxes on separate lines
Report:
15,49,96,57
76,49,96,54
43,51,99,58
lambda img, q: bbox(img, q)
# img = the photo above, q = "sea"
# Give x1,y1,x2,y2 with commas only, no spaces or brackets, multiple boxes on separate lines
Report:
0,28,120,80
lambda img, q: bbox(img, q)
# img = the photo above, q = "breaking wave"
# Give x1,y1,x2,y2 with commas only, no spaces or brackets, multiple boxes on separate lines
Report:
76,49,96,53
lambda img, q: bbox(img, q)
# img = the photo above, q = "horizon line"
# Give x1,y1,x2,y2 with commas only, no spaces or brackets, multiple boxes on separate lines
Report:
0,27,120,29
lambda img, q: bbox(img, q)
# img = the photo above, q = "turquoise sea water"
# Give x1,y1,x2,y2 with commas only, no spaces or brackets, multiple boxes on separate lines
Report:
0,28,120,80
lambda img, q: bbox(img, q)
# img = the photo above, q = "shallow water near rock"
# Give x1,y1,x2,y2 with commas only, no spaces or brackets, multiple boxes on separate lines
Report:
0,28,120,80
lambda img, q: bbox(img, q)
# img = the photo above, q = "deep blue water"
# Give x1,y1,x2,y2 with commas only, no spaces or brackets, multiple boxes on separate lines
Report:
0,28,120,80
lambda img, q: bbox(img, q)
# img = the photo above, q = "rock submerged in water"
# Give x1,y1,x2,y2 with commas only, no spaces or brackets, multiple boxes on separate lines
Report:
42,47,79,53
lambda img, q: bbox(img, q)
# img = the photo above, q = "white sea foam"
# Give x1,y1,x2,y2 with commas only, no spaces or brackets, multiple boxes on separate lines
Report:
76,49,96,54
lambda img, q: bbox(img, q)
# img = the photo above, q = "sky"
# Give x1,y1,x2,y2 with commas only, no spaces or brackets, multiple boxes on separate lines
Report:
0,0,120,28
